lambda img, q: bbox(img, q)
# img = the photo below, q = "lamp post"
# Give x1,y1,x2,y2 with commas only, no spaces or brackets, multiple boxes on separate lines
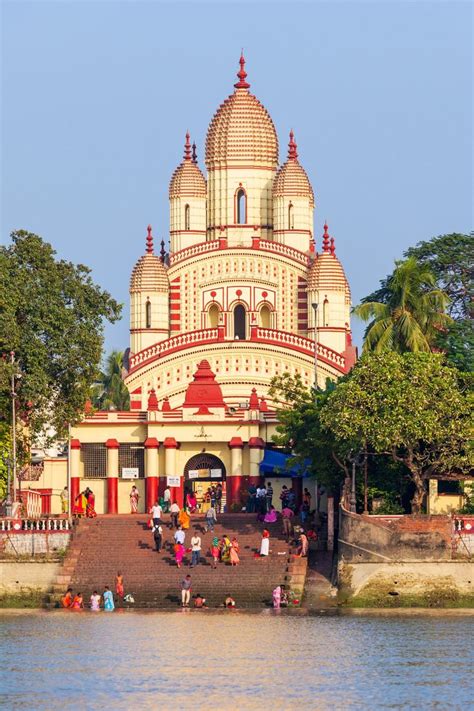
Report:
10,352,18,502
2,456,12,517
311,302,318,390
348,451,363,513
311,302,319,515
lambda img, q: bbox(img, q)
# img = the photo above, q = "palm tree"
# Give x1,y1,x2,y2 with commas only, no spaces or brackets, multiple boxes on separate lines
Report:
91,350,130,410
354,257,451,353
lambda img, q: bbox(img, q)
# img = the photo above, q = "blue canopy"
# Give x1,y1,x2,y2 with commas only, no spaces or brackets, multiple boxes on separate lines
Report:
259,449,309,478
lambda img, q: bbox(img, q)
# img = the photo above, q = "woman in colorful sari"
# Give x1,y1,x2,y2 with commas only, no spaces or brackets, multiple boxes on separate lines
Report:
220,535,232,563
71,592,84,610
73,491,87,518
178,508,191,530
174,541,185,568
103,585,115,611
85,488,97,518
272,585,282,609
129,486,140,513
229,537,240,566
260,529,270,556
186,491,198,514
264,505,277,523
210,537,220,568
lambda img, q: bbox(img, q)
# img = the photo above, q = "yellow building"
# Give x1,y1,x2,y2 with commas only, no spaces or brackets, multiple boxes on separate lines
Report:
27,55,357,515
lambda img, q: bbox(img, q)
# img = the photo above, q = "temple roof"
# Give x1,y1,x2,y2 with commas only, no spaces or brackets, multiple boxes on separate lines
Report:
130,226,169,293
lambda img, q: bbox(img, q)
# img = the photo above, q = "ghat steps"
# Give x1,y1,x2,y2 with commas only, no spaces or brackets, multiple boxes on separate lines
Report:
52,514,301,608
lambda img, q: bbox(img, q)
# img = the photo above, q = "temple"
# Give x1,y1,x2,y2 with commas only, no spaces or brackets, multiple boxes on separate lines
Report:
27,55,357,514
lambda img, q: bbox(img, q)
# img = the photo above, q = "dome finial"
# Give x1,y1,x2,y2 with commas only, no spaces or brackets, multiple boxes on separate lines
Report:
288,129,298,160
322,222,330,253
192,142,198,164
146,224,154,254
184,131,192,161
330,236,336,255
234,50,250,89
160,239,166,262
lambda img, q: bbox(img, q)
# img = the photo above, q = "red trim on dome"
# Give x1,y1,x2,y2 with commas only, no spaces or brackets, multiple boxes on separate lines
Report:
288,130,298,160
146,225,154,254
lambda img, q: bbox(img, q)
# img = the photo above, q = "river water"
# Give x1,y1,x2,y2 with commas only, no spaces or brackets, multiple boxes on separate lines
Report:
1,610,472,710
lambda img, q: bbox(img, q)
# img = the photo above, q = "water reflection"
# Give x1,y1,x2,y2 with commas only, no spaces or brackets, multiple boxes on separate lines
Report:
0,610,472,710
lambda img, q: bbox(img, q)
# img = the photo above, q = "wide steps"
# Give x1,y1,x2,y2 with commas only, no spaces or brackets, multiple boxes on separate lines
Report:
53,514,301,608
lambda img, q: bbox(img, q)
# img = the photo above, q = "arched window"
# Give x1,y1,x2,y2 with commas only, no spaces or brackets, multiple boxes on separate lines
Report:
323,299,329,327
288,202,294,230
145,299,152,329
236,189,247,225
260,304,271,329
184,204,190,230
208,303,219,328
234,304,246,340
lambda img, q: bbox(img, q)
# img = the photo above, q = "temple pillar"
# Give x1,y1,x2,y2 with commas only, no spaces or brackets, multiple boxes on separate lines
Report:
164,437,181,507
144,438,160,511
248,437,265,487
70,439,81,512
106,438,120,514
228,437,244,508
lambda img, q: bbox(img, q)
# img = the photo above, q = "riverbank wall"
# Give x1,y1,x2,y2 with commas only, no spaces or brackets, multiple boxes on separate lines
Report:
337,507,474,607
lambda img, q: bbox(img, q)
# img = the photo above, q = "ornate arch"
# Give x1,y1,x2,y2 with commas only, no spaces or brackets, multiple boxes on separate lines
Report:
184,453,226,480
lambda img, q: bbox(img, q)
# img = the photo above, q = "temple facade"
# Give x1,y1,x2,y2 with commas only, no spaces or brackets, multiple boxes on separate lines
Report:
28,55,356,515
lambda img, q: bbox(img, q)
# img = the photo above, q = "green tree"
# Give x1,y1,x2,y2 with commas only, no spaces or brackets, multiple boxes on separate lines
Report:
321,353,472,513
269,374,350,491
91,350,130,410
406,233,474,371
0,231,122,440
354,256,451,353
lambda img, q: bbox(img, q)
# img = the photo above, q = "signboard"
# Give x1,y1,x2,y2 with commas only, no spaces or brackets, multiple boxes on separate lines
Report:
210,469,222,478
167,476,181,487
188,470,199,480
122,467,139,479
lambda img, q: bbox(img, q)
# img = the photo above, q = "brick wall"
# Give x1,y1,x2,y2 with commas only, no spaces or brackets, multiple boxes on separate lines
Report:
0,531,71,558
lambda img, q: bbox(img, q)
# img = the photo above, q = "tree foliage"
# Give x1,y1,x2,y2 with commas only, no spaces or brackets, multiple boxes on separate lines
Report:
0,231,122,440
360,233,473,370
321,353,473,513
406,233,474,371
269,374,349,492
354,257,451,353
91,350,130,410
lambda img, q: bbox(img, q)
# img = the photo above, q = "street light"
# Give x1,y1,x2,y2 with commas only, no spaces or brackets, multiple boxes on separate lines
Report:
348,450,364,513
311,302,318,390
2,455,12,517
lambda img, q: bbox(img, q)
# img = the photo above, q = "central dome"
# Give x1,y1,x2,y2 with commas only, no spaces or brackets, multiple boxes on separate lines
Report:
205,54,279,168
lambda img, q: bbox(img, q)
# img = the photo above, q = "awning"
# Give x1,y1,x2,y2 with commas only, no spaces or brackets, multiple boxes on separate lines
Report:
259,449,309,478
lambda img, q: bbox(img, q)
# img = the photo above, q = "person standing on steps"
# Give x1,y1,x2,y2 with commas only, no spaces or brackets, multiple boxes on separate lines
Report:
163,486,171,513
280,485,289,510
129,485,140,514
210,537,220,568
60,486,69,514
153,523,163,552
260,529,270,556
205,503,217,532
281,505,294,542
169,501,180,529
210,485,217,510
230,536,240,566
181,574,192,607
116,572,124,605
190,532,202,567
150,500,163,526
247,483,257,513
266,482,274,512
215,483,223,514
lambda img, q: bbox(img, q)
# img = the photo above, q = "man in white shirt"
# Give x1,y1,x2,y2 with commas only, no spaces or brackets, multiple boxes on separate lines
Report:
190,533,202,567
169,501,180,529
163,487,171,512
174,526,185,546
150,501,163,526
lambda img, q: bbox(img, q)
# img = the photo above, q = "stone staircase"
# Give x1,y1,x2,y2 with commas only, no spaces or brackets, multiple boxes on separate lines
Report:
51,514,306,608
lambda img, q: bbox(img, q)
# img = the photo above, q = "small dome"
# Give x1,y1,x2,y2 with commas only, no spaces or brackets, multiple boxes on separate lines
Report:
273,131,314,206
308,224,350,296
205,54,278,167
130,226,169,293
169,133,206,199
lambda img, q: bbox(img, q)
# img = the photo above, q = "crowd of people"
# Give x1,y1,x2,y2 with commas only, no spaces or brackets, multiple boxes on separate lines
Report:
60,572,127,611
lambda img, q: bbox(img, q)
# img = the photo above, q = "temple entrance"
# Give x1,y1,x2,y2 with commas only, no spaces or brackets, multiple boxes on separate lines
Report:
184,453,227,510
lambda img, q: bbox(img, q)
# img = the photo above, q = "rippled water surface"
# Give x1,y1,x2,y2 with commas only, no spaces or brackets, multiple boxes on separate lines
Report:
1,610,473,710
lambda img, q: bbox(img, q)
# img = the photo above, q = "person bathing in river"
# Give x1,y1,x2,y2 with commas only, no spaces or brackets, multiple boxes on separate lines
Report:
103,585,115,611
90,590,101,611
71,592,84,610
116,572,124,603
61,587,73,608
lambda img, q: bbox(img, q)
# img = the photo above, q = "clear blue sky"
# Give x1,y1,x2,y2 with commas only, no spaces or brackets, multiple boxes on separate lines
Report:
2,1,472,353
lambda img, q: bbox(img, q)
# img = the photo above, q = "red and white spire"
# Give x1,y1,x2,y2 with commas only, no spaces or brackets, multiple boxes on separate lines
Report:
234,50,250,89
